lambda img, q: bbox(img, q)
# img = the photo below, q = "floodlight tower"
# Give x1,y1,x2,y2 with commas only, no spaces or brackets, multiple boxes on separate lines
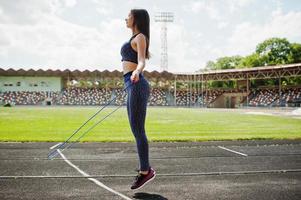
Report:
154,12,174,72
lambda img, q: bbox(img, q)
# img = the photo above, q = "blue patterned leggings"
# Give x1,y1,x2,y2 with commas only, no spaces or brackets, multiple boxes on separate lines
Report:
123,71,150,171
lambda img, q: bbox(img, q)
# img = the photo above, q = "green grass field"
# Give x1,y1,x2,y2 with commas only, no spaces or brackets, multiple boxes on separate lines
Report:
0,106,300,142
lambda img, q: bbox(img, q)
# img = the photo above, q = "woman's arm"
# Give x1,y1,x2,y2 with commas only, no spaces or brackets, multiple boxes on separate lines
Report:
130,33,147,83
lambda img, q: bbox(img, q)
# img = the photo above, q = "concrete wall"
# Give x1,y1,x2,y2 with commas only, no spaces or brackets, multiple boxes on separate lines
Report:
0,76,62,92
212,93,248,108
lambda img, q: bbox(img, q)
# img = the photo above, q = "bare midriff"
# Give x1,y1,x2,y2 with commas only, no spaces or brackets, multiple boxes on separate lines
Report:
122,61,138,75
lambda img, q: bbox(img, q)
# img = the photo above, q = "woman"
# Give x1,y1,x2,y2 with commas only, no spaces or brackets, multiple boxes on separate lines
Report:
120,9,156,190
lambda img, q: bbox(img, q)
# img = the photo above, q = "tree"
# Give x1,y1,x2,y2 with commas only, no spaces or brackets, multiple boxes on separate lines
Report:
239,53,263,68
204,60,216,70
290,43,301,63
215,56,243,70
256,38,293,65
199,37,301,74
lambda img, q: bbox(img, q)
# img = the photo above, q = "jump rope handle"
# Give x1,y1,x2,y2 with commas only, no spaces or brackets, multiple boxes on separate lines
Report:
123,78,138,91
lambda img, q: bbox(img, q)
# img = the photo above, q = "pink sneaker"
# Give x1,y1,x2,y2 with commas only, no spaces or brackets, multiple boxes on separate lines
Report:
131,167,156,190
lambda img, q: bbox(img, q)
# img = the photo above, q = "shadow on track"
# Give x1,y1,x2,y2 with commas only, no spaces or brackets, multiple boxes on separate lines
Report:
133,192,168,200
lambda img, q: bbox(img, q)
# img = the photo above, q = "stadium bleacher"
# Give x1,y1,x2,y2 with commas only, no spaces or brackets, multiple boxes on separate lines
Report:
0,87,170,106
249,88,301,107
1,87,300,107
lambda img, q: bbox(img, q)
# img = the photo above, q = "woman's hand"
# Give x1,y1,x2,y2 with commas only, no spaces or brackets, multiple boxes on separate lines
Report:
130,69,140,83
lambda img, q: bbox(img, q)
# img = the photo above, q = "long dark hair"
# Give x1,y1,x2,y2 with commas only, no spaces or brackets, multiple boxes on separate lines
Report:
131,9,150,59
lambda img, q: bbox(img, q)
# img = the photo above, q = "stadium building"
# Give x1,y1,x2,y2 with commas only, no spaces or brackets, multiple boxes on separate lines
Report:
0,63,301,108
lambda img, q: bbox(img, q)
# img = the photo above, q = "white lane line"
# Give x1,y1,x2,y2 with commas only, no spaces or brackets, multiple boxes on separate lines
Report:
218,146,248,157
57,150,132,200
49,143,62,150
2,168,301,179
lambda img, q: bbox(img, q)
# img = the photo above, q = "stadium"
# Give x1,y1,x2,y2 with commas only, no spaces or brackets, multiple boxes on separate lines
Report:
1,63,301,108
1,1,301,200
1,63,301,199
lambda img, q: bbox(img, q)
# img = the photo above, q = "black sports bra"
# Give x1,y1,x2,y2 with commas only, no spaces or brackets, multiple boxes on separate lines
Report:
120,33,139,64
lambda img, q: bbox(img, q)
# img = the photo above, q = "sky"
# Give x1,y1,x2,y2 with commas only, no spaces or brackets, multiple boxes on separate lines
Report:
0,0,301,73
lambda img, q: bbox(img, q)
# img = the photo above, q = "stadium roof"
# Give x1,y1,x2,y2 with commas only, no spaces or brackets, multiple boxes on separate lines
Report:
0,68,174,80
1,63,301,81
176,63,301,75
175,63,301,81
